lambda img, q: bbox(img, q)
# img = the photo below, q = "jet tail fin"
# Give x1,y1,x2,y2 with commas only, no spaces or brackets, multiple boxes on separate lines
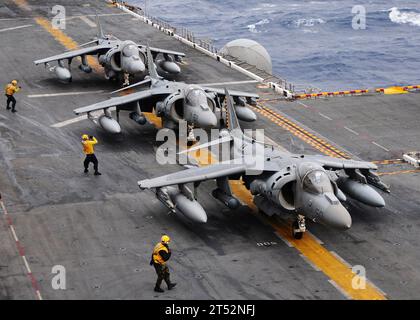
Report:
146,45,159,80
224,88,241,132
96,13,105,39
178,89,243,155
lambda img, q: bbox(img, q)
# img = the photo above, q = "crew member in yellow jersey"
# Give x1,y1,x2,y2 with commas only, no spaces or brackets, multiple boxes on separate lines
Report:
150,235,176,292
5,80,21,113
81,134,102,175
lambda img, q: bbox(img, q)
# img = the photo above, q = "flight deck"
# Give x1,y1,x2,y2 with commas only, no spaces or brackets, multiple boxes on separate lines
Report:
0,0,419,300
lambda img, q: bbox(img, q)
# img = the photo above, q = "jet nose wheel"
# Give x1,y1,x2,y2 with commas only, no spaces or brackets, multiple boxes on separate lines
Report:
292,216,306,240
292,222,304,239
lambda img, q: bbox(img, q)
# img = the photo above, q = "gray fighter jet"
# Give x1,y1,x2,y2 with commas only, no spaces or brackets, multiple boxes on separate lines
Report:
34,16,185,83
138,89,390,239
73,47,259,134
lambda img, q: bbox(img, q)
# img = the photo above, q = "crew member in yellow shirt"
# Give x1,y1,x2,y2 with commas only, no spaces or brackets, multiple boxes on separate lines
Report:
82,134,102,175
5,80,21,113
150,235,176,293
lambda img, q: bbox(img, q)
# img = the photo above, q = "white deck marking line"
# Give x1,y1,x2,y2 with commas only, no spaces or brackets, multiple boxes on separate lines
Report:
372,141,390,152
0,24,33,33
328,279,352,300
319,112,333,121
0,200,43,300
366,279,388,296
21,256,32,274
51,115,87,128
9,225,19,242
28,90,105,98
344,126,359,136
296,101,311,108
79,16,97,28
195,80,259,86
330,251,352,268
299,254,321,272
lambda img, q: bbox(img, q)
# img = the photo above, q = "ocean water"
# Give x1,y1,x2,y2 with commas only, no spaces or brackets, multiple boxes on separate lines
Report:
132,0,420,91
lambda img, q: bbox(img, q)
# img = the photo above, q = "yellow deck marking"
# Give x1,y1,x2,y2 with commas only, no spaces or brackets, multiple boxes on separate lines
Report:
14,0,102,73
14,0,31,11
378,169,419,176
372,159,405,165
182,141,385,299
34,17,102,73
253,104,350,159
17,0,386,299
383,86,408,95
228,179,386,300
143,112,162,128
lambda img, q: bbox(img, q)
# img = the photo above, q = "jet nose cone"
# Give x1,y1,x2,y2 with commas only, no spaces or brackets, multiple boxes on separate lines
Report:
127,60,145,74
321,205,352,230
197,112,218,128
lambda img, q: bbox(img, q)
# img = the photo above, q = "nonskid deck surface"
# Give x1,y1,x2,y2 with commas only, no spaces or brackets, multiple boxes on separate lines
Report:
0,0,419,299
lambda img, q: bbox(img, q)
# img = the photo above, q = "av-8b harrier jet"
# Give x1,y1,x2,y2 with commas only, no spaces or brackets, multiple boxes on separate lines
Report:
34,16,185,83
138,89,390,239
73,47,259,134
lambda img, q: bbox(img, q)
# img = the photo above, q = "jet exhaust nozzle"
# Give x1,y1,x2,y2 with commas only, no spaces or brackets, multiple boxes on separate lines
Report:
98,115,121,134
54,66,72,82
337,177,385,208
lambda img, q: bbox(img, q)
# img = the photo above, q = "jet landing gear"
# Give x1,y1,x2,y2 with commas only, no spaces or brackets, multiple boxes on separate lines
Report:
292,215,306,239
123,73,130,87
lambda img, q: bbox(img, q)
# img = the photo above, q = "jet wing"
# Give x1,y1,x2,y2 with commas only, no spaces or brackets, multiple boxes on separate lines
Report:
73,87,172,115
138,45,185,57
202,87,259,99
304,155,378,170
34,44,112,65
138,162,247,189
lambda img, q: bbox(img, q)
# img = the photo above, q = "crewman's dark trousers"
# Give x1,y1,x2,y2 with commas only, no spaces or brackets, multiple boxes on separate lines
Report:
153,263,171,289
84,154,99,172
6,95,16,111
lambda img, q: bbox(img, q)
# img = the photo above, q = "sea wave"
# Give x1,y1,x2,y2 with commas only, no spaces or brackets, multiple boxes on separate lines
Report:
293,18,326,28
389,7,420,27
246,18,270,33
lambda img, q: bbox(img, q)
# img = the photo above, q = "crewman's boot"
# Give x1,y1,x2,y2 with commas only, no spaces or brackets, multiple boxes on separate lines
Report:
84,169,89,173
168,283,177,290
154,286,164,293
11,109,16,113
6,106,10,110
94,171,102,176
